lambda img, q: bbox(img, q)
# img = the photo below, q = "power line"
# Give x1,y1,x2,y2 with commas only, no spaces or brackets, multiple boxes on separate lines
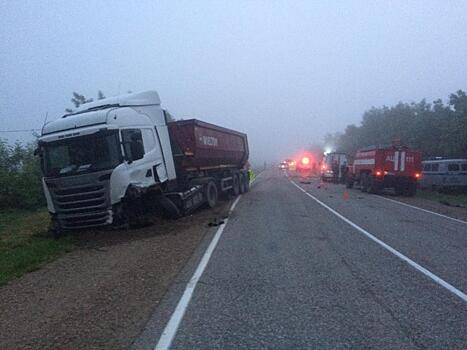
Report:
0,129,41,133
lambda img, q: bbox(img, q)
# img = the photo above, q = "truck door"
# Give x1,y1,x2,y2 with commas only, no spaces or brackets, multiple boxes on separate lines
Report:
141,128,168,183
121,128,168,186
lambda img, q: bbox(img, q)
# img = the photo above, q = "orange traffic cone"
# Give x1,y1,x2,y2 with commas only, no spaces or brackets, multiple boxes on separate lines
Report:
343,191,349,200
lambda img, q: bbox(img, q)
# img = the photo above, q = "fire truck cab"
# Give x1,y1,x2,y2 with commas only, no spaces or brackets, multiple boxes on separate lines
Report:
321,152,349,183
346,145,422,196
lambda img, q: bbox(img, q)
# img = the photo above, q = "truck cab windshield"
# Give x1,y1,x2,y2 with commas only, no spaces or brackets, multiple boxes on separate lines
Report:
43,130,121,178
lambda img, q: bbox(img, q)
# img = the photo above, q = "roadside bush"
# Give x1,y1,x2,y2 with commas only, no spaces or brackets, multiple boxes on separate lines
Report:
0,139,45,210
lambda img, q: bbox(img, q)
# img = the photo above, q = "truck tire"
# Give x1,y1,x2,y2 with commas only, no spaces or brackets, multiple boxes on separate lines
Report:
239,173,246,193
243,172,250,192
231,172,240,196
49,218,63,240
405,182,417,197
368,176,381,194
206,180,218,208
361,174,369,192
158,196,181,219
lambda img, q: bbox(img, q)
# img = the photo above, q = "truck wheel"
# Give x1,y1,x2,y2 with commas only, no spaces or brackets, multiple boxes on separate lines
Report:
239,173,246,193
158,196,181,219
361,174,369,192
405,183,417,197
231,173,240,196
49,226,62,240
206,181,218,208
243,172,250,192
368,176,381,194
49,218,63,240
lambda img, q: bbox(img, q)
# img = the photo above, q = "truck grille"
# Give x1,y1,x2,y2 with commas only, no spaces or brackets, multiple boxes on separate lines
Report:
46,171,112,229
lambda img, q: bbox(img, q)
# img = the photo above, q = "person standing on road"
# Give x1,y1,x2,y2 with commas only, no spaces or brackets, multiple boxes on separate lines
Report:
245,161,255,183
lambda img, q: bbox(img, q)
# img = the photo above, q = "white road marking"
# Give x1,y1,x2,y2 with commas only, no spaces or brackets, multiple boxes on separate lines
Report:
290,180,467,303
377,195,467,225
154,195,242,350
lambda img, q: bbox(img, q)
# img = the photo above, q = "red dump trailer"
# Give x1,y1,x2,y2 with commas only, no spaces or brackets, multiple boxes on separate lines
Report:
346,145,422,196
168,119,249,173
160,119,250,216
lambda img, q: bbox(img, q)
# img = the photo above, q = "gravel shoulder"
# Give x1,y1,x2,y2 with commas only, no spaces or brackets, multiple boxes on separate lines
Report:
383,192,467,221
0,200,231,350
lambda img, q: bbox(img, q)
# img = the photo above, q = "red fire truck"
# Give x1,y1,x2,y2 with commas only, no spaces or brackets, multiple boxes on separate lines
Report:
294,153,319,183
346,145,422,196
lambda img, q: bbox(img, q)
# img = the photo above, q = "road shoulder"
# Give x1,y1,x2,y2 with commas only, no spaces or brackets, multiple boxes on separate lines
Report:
0,201,231,350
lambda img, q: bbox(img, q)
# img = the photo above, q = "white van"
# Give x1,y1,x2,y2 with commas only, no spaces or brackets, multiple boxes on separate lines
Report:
420,159,467,192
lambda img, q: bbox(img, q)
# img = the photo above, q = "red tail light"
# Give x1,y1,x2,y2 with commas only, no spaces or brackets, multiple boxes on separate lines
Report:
301,157,310,165
415,173,421,179
375,171,382,176
322,164,326,170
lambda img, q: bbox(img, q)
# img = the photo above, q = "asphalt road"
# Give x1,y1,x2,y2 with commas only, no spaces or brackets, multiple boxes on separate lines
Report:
135,169,466,349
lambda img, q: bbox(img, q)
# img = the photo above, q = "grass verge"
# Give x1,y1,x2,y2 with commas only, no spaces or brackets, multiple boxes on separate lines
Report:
417,190,467,208
0,209,74,286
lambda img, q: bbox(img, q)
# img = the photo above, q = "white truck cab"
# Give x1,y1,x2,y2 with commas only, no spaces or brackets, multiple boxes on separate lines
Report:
38,91,176,230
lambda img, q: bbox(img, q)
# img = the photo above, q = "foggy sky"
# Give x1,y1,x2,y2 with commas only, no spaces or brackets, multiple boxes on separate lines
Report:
1,1,466,164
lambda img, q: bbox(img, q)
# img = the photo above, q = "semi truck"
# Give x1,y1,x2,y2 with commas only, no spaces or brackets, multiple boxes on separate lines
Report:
346,145,422,196
320,152,348,183
36,91,249,235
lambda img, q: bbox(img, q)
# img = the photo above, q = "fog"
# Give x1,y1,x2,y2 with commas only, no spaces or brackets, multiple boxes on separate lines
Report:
1,1,466,165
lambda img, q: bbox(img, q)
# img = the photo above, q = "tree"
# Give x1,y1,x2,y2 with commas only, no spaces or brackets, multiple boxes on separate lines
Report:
71,92,93,108
328,90,467,159
65,90,106,113
0,139,44,209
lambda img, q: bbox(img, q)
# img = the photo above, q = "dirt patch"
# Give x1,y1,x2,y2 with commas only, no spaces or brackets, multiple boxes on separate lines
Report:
0,200,231,350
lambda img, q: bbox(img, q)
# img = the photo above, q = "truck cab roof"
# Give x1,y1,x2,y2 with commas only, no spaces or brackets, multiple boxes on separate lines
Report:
41,91,163,137
71,91,161,115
